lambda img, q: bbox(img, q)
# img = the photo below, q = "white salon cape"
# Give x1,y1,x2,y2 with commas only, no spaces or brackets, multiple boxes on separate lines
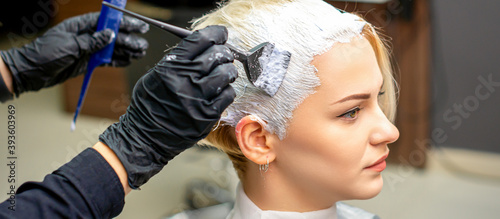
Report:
168,184,380,219
227,184,337,219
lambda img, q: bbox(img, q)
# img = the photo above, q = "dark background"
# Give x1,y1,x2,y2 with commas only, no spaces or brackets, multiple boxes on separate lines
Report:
430,0,500,153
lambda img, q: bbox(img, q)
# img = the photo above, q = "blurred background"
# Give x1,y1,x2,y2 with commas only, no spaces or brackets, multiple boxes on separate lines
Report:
0,0,499,218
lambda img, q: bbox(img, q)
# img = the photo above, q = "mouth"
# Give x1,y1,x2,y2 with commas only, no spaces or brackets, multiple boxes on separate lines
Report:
364,153,389,172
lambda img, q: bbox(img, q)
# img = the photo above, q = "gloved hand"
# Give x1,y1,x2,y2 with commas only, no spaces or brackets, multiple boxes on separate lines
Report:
0,12,149,97
99,26,238,189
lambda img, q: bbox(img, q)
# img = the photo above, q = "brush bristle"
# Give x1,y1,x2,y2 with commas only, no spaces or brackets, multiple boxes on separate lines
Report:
255,45,291,96
70,121,76,132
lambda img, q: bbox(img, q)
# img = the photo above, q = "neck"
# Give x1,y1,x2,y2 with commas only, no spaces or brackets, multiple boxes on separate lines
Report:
242,162,337,212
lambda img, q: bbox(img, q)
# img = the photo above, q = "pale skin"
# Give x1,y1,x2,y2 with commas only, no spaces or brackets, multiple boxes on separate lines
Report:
93,142,132,195
0,57,13,93
235,37,400,212
1,57,131,195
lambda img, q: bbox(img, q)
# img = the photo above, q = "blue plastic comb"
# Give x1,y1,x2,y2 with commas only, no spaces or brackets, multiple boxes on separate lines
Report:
71,0,127,131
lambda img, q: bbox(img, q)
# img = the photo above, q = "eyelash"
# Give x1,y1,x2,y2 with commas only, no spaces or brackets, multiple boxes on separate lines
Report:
337,91,386,120
337,107,361,119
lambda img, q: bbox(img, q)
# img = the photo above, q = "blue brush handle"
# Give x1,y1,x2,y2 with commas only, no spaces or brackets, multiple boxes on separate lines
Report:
72,0,127,131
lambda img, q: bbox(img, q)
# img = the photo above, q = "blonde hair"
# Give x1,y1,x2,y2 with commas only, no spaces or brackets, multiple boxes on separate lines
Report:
194,0,397,180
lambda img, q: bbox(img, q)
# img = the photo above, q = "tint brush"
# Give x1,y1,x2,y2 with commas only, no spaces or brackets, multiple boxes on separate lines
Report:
102,1,290,97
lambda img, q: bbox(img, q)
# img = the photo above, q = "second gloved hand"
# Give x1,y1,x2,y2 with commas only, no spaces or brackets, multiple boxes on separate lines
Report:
0,12,149,96
99,26,238,189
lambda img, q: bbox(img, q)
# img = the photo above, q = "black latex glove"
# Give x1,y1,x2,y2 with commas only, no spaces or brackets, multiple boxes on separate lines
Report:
99,26,238,189
0,12,149,97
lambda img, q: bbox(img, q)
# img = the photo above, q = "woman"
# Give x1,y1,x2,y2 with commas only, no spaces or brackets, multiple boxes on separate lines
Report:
193,0,400,217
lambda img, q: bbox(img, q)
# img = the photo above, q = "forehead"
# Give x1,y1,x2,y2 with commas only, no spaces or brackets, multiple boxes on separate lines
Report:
311,37,383,96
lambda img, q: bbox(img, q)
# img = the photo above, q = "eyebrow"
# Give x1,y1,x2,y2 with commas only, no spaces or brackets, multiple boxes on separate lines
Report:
333,93,371,104
333,81,385,104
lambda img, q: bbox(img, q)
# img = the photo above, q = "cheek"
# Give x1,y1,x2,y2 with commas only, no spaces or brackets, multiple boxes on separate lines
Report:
278,121,367,180
275,125,380,201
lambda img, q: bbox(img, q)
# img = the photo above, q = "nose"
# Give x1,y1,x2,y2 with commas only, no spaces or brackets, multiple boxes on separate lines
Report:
369,108,400,146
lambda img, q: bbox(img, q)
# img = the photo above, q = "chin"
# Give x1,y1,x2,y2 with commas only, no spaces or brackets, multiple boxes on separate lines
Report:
366,175,384,198
363,188,383,199
352,175,384,200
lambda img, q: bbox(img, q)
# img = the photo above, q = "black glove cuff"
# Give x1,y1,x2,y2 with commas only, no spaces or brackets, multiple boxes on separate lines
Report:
99,117,198,189
99,121,167,190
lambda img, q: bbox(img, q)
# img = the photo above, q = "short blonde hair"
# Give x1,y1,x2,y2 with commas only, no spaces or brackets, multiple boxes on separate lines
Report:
194,0,397,180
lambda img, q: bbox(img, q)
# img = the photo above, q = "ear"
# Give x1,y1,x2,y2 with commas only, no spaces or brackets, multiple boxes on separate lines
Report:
235,115,277,165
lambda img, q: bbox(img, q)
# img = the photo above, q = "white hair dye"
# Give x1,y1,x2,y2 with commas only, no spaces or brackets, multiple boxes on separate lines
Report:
254,44,289,96
192,0,366,139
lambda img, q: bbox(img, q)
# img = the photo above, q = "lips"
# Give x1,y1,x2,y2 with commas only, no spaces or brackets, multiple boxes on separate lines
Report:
364,153,389,172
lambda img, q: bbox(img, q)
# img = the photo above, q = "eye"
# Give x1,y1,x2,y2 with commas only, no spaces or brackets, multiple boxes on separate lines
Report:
337,107,361,119
378,90,386,96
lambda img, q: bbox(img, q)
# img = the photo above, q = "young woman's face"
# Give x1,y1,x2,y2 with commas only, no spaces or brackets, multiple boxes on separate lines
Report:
273,36,399,204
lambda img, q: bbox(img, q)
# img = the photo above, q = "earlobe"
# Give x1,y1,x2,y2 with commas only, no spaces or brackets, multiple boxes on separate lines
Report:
235,115,276,165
